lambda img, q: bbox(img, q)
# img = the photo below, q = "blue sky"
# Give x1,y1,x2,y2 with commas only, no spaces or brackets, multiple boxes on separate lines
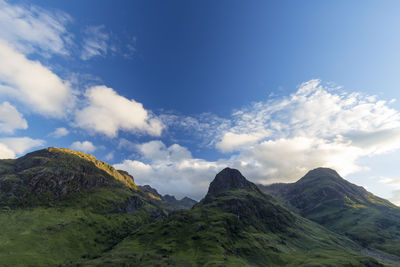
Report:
1,0,400,202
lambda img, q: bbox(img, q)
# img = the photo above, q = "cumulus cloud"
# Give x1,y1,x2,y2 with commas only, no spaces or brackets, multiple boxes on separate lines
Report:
0,137,45,158
70,141,96,153
119,80,400,199
49,127,69,138
211,79,400,180
75,85,164,137
0,101,27,133
0,40,75,117
81,25,109,60
0,143,16,159
0,0,72,56
115,140,223,199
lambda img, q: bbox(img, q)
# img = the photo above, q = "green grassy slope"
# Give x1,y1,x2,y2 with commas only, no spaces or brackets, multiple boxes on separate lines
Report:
78,168,382,266
259,167,400,262
0,147,166,266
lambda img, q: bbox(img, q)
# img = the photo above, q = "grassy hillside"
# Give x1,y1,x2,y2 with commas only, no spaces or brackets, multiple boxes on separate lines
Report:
0,147,166,266
259,167,400,262
78,168,382,266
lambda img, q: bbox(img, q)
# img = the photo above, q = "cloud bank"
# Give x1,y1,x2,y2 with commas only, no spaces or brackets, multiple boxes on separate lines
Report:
116,80,400,200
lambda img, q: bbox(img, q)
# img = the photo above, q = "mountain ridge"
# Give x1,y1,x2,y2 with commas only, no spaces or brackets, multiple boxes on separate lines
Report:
259,167,400,261
78,167,383,266
0,148,398,266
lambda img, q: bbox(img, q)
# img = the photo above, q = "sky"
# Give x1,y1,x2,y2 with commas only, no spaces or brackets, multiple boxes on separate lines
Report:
1,0,400,202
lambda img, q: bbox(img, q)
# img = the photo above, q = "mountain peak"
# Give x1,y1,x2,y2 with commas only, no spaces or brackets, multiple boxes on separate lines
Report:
299,167,342,182
205,167,258,198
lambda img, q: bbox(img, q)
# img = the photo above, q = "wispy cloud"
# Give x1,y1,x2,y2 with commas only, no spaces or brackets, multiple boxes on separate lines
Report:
80,25,109,60
0,0,72,56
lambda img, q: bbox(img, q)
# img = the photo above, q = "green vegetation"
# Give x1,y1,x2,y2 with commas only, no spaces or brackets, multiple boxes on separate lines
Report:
77,169,382,266
0,147,165,266
0,150,399,266
260,167,400,263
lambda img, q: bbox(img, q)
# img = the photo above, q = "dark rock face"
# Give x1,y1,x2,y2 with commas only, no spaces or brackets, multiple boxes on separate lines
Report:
300,167,342,181
205,167,259,198
139,185,163,199
0,147,139,207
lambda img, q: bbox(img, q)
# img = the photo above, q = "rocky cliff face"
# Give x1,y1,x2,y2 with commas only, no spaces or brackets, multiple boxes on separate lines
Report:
0,147,140,207
204,167,261,201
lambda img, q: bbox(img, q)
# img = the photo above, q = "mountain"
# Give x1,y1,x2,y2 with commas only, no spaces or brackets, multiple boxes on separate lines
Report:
139,184,197,211
259,167,400,261
79,167,382,266
0,147,166,266
1,148,399,266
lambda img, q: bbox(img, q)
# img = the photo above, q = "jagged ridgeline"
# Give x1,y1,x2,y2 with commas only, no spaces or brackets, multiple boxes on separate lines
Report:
259,168,400,263
0,148,396,266
77,168,381,266
0,147,195,266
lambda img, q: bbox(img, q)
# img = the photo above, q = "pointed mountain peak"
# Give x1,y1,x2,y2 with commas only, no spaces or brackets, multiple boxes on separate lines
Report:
205,167,258,198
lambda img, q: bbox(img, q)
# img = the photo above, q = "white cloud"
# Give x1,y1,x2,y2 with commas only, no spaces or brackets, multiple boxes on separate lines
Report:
81,25,109,60
0,143,15,159
75,85,164,137
0,0,72,56
0,137,45,158
70,141,96,153
49,127,69,138
378,177,400,206
115,140,223,199
216,132,269,152
0,101,27,133
0,40,75,117
136,140,192,162
391,190,400,206
210,79,400,180
125,80,400,199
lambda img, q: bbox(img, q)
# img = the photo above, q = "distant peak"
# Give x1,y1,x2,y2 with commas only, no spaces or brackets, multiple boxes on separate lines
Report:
205,167,257,198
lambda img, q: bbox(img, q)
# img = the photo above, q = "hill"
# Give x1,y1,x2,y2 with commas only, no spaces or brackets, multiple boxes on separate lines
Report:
259,167,400,262
0,147,168,266
79,168,382,266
